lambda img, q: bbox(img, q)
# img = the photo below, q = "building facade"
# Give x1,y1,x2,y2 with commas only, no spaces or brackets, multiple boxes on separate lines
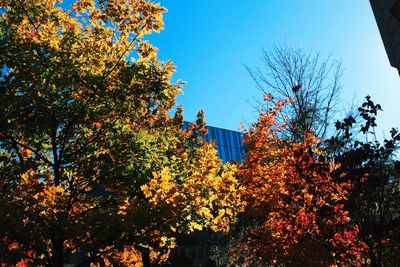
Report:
183,121,244,163
370,0,400,74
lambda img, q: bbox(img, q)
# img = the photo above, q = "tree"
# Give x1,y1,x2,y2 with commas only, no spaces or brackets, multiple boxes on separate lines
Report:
0,1,244,265
247,45,343,141
232,97,366,266
326,96,400,267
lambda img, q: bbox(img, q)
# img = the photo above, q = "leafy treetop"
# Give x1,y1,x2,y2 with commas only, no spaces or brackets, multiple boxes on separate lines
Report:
0,1,244,266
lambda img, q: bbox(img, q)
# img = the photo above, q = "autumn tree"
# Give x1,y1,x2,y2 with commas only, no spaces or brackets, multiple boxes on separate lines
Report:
247,45,343,141
231,97,366,266
325,96,400,267
0,1,243,266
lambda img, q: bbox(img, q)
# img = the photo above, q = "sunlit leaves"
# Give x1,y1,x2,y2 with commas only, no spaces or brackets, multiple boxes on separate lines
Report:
142,143,244,235
0,1,238,265
234,96,366,265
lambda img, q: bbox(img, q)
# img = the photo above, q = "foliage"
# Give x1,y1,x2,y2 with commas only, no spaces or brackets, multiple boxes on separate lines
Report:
0,1,244,265
227,95,400,267
326,96,400,267
232,97,367,266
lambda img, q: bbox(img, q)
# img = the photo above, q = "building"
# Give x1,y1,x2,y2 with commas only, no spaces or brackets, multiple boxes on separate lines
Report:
183,122,244,163
370,0,400,74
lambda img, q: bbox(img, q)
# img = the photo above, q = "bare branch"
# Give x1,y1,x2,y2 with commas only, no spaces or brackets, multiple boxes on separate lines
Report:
247,45,343,141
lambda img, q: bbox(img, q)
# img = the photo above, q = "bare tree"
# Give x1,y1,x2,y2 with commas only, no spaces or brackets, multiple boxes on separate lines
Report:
247,45,343,141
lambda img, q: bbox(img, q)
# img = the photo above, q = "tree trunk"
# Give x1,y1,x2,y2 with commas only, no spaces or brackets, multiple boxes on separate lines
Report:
50,128,65,267
51,237,64,267
141,250,151,267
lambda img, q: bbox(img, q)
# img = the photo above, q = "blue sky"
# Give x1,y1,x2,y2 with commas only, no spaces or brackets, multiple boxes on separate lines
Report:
149,0,400,137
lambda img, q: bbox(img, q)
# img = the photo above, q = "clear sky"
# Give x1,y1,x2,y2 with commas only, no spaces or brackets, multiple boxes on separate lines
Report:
149,0,400,137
